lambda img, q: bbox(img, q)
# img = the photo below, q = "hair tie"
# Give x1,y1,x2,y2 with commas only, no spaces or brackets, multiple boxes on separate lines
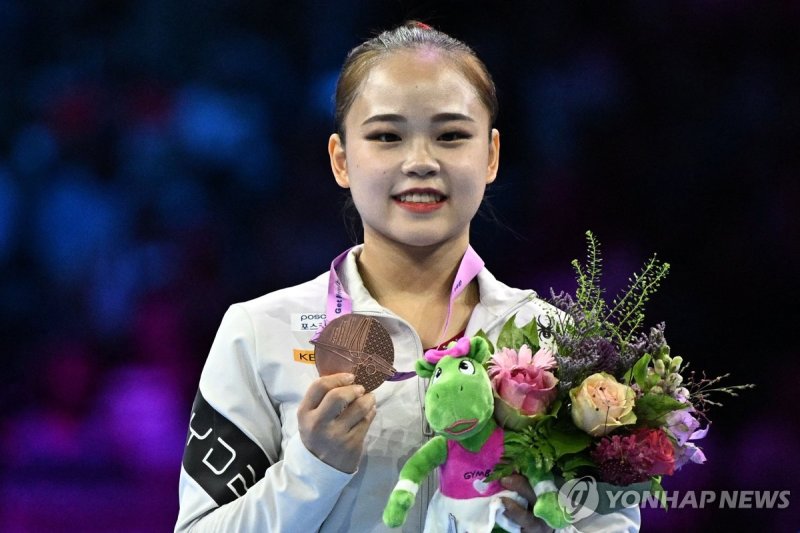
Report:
409,20,433,31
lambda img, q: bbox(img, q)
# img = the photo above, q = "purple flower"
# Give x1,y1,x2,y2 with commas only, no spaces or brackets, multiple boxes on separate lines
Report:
665,408,709,470
665,409,701,446
673,442,707,470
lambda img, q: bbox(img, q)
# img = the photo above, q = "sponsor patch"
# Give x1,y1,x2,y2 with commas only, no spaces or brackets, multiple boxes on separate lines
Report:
293,348,316,364
291,312,326,332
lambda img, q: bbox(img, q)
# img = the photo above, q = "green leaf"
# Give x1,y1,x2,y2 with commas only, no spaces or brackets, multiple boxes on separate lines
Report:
634,393,686,425
547,427,592,458
548,399,563,417
650,476,668,510
520,318,540,350
497,315,524,350
486,463,514,482
558,454,595,473
630,353,651,387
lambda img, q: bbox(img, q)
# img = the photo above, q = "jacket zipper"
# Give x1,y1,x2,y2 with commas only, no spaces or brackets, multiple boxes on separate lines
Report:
355,309,431,529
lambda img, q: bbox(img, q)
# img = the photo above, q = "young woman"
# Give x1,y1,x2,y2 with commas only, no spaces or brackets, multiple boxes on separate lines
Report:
175,22,640,533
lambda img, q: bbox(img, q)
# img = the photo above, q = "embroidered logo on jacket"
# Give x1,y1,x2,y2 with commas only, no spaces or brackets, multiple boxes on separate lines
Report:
182,390,270,506
291,313,326,332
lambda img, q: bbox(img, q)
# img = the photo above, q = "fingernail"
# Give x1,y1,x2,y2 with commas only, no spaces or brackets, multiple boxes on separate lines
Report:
344,373,355,383
355,385,365,395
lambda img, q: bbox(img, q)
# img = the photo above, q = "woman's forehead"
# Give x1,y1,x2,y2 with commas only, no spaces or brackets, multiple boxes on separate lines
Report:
362,50,468,90
348,51,487,123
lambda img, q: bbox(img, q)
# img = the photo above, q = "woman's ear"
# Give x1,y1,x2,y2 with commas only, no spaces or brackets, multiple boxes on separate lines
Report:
328,133,350,188
486,128,500,185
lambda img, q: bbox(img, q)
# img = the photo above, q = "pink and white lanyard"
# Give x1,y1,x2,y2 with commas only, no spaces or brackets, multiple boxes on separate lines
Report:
313,246,485,381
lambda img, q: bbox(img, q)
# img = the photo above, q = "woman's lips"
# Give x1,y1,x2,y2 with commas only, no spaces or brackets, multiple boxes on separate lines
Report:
392,190,447,213
393,197,446,213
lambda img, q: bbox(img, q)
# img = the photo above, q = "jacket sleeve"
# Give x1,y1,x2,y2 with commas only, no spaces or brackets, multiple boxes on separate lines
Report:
175,305,353,532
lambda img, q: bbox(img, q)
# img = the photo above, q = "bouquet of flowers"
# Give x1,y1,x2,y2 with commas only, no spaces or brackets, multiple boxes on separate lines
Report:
480,231,752,526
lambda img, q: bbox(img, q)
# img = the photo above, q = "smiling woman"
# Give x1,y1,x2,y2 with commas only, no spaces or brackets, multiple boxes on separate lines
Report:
328,49,499,254
175,21,638,533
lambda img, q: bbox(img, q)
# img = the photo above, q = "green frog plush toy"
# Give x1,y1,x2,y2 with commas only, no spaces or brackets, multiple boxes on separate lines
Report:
382,336,569,532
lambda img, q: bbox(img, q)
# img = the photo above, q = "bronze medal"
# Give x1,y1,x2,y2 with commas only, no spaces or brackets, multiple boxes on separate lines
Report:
311,314,396,392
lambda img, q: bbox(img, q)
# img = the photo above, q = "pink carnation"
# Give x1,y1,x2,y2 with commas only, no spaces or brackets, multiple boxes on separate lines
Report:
488,345,558,416
591,428,676,485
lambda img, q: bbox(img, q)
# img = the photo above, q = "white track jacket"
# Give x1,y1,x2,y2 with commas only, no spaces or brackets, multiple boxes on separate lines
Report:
175,246,640,532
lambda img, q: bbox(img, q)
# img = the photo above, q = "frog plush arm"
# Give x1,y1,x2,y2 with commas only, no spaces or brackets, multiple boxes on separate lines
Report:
523,464,570,529
382,435,448,527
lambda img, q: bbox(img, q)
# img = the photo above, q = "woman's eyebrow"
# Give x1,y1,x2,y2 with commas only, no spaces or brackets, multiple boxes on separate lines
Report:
431,112,475,123
361,112,475,126
362,114,405,125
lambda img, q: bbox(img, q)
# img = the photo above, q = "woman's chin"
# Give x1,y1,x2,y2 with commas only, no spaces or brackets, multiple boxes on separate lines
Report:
366,227,469,251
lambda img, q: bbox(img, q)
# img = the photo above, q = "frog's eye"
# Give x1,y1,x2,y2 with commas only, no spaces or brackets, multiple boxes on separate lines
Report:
458,360,475,375
431,366,443,383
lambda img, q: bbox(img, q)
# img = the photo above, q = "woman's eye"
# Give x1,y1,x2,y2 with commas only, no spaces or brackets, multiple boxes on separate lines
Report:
438,131,471,142
367,132,401,142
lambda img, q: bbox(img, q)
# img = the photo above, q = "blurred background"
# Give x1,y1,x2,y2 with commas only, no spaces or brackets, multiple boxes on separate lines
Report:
1,1,798,531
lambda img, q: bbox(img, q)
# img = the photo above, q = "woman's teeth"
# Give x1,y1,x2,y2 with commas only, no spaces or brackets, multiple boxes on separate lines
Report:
396,192,444,203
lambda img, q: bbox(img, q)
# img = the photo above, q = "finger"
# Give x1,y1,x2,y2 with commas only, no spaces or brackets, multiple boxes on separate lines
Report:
338,393,376,430
347,402,377,438
500,496,532,527
501,474,537,503
299,373,355,411
500,497,550,533
314,383,366,422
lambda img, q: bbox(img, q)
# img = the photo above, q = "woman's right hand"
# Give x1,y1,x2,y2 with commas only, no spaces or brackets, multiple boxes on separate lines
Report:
297,373,377,473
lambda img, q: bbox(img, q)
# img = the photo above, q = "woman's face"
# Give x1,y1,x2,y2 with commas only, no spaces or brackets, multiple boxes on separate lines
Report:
329,50,499,250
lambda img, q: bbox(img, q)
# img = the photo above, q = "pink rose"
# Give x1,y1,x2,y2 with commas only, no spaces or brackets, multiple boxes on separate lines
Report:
488,345,558,416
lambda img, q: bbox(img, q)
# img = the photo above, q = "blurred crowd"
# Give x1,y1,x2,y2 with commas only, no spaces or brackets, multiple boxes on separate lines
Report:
1,1,798,531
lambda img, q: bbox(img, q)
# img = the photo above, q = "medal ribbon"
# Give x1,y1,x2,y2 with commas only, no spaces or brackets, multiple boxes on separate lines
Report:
314,246,484,380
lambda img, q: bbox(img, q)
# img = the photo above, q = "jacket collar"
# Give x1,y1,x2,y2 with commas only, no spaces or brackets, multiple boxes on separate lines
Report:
338,245,384,314
337,245,537,331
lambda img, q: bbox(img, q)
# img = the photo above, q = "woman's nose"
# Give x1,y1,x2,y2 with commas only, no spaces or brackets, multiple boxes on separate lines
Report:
401,140,439,177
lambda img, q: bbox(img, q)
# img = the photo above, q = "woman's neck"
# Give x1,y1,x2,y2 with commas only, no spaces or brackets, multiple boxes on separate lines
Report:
356,233,479,347
358,237,467,300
